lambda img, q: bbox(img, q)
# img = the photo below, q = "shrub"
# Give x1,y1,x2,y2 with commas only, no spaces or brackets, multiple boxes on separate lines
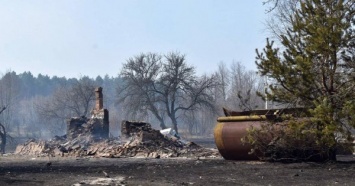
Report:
244,117,338,162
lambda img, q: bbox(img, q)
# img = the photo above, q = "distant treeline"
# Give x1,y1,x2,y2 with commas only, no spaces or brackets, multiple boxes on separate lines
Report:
2,71,120,99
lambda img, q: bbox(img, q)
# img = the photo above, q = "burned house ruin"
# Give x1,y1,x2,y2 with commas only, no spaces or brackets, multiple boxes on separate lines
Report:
66,87,109,140
15,87,219,159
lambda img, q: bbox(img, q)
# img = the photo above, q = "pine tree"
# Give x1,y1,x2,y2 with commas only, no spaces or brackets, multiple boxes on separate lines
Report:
254,0,355,158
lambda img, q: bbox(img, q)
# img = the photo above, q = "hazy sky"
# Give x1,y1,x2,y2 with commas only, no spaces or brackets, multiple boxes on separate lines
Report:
0,1,269,78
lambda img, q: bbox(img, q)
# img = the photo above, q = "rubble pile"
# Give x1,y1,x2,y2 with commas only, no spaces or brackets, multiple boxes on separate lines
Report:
15,88,219,158
121,120,152,138
15,124,218,158
14,139,51,156
67,116,109,140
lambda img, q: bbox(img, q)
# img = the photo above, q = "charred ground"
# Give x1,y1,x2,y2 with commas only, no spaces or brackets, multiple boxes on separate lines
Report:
0,154,354,186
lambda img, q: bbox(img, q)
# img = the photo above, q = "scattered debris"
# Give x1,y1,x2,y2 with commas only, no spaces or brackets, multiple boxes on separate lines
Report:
73,176,126,186
103,171,109,178
160,128,179,140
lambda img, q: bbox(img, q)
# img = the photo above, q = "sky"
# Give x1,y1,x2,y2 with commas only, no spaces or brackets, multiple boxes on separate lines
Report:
0,0,269,78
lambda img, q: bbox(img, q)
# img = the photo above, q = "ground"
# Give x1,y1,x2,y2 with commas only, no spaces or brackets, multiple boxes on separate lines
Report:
0,155,354,186
0,139,354,186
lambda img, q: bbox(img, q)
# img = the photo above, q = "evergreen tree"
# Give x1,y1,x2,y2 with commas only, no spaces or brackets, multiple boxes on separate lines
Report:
255,0,355,151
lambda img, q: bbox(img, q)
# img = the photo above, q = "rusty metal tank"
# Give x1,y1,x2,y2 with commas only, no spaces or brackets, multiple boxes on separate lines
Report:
214,115,265,160
214,108,306,160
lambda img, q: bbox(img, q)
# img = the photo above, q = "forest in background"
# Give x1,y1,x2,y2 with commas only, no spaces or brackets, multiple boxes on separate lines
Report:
0,61,264,139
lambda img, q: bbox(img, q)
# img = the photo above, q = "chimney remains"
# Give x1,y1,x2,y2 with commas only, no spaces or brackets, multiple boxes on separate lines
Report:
95,87,103,110
66,87,109,140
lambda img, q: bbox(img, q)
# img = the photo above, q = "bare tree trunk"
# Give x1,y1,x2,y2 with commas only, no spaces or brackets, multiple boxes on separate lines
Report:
0,123,6,154
160,121,167,130
171,117,178,134
0,107,6,154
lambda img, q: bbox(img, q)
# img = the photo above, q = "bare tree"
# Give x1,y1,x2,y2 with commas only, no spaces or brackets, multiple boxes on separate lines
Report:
0,71,21,133
227,61,264,111
214,61,230,108
67,77,97,116
161,53,216,133
118,52,217,134
264,0,301,42
0,107,7,154
19,96,46,138
182,104,216,135
36,77,97,135
0,71,20,153
118,53,166,128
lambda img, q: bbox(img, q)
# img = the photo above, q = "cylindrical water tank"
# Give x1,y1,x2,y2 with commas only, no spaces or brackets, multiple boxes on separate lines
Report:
214,116,265,160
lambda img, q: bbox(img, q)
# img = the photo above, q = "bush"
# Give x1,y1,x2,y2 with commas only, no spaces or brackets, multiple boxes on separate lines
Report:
244,117,338,162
